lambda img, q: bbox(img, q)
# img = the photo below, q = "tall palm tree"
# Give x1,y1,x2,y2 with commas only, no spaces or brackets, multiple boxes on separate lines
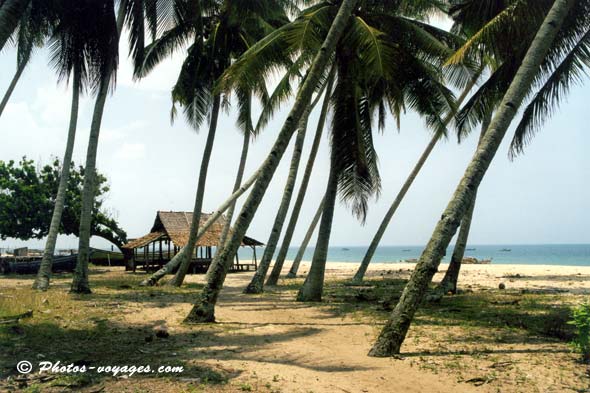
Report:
34,0,119,290
223,1,459,301
154,0,290,287
351,65,484,284
71,0,163,292
184,0,359,323
243,69,333,294
432,0,590,296
369,0,577,356
265,67,335,286
293,2,460,302
70,0,121,294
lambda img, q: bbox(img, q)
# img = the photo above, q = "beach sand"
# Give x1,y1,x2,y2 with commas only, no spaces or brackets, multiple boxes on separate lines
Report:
1,261,589,392
310,260,590,294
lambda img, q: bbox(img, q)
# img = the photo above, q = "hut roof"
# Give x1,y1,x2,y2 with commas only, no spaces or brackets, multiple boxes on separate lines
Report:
123,211,263,249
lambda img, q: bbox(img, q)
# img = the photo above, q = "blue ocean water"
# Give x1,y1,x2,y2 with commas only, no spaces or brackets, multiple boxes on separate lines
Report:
239,244,590,266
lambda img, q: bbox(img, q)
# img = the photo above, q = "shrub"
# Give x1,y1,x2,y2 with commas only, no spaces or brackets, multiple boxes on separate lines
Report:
568,303,590,362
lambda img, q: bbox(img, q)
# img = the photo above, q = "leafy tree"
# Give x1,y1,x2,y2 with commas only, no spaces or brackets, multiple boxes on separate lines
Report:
0,157,127,252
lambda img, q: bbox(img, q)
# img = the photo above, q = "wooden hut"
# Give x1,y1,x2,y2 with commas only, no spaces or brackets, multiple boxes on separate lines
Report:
123,211,263,273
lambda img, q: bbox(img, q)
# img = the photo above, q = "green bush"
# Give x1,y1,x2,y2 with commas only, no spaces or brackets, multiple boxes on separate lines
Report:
568,303,590,362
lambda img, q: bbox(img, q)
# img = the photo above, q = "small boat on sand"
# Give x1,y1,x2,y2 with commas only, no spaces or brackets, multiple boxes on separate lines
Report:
0,254,78,275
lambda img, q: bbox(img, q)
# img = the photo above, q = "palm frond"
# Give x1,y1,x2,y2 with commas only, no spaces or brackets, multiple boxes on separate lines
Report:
510,28,590,157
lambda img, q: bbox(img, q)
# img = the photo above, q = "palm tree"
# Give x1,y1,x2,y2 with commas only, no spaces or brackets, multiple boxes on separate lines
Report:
369,0,577,356
184,0,359,323
71,0,164,293
70,0,121,294
285,195,324,278
294,2,460,302
132,0,290,287
265,67,335,286
34,0,114,290
226,1,460,301
431,0,590,296
350,65,484,284
243,69,334,294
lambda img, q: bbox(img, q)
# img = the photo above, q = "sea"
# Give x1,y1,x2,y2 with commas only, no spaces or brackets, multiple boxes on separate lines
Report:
240,244,590,267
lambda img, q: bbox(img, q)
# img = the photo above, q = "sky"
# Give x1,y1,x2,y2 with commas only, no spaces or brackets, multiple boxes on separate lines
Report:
0,23,589,251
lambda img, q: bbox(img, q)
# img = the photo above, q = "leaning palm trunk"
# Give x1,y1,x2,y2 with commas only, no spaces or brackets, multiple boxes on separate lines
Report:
246,70,334,293
436,191,477,295
351,67,483,284
266,70,335,286
167,95,221,287
296,157,338,302
286,196,324,278
434,113,492,297
368,0,575,356
0,60,26,118
33,67,81,291
71,0,126,294
217,131,250,252
243,118,308,294
184,0,358,323
140,152,263,286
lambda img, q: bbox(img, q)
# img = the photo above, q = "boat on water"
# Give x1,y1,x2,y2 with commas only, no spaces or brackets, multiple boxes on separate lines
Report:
0,254,78,275
341,248,350,251
500,248,512,252
402,249,411,252
466,248,476,251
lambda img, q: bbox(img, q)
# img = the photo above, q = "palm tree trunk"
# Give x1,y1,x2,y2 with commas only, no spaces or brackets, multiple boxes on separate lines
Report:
266,69,335,287
243,117,308,294
70,72,111,294
0,60,25,118
184,0,358,323
33,66,81,291
351,66,483,284
436,191,477,295
435,113,492,296
286,196,324,278
71,0,127,294
139,154,263,287
296,157,338,302
217,131,250,252
167,95,221,287
368,0,575,356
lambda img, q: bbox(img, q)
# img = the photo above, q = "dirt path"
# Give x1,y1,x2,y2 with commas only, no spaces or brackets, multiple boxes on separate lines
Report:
124,272,481,393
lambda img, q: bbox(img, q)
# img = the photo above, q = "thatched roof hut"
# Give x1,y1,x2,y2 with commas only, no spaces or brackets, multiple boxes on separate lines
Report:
123,211,263,249
123,211,263,273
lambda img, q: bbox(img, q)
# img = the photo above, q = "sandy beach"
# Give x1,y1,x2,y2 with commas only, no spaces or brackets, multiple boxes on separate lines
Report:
309,261,590,294
2,260,590,392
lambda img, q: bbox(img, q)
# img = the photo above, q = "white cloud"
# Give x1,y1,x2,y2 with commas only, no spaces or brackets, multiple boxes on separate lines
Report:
115,143,146,160
101,120,146,142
